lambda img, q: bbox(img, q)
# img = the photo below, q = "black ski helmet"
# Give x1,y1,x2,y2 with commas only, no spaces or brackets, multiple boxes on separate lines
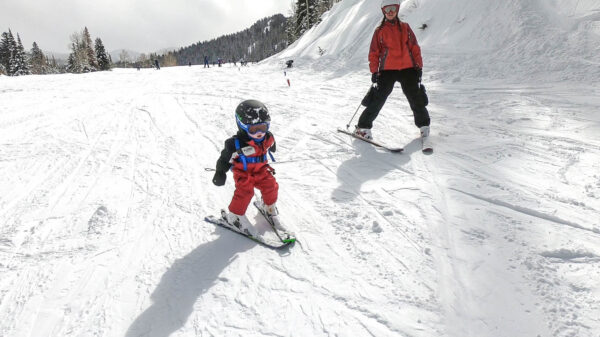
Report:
235,100,271,137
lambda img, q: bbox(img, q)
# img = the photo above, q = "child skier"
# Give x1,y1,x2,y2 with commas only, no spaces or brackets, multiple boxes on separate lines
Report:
212,99,281,236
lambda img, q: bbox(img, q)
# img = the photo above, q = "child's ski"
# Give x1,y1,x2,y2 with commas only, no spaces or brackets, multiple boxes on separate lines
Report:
253,201,296,244
205,210,293,249
336,128,404,153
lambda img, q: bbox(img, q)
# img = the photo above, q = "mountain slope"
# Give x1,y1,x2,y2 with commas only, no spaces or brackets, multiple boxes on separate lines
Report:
172,14,288,65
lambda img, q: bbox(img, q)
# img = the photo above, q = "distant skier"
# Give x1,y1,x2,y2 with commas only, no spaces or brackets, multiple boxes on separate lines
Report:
353,0,430,146
212,100,283,236
154,59,160,70
204,55,210,68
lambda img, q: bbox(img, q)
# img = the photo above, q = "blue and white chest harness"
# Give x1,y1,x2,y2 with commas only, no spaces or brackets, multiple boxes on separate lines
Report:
234,138,275,171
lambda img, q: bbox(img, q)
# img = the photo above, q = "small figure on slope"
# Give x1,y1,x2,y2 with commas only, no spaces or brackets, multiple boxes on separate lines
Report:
212,100,281,236
354,0,431,151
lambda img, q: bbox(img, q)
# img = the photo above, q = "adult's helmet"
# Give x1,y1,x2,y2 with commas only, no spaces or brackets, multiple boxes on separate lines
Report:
381,0,401,8
381,0,401,17
235,99,271,140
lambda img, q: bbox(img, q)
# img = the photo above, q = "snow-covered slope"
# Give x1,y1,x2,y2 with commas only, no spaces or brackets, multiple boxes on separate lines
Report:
1,1,600,337
273,0,600,83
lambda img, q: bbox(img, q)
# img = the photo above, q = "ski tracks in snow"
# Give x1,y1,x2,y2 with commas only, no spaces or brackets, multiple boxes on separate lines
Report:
266,72,445,336
2,66,600,337
427,83,600,337
0,72,211,336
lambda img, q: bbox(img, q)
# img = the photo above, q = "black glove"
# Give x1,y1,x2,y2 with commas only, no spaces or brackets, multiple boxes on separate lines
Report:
212,171,226,186
415,68,423,81
371,72,379,84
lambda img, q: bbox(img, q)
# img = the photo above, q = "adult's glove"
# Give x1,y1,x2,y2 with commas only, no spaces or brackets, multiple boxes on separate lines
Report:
371,72,379,84
212,171,226,186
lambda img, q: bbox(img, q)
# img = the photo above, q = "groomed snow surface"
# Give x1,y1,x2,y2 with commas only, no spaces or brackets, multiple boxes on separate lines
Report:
1,0,599,336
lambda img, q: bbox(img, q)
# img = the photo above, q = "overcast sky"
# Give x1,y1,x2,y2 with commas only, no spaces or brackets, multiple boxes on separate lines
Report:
1,0,293,55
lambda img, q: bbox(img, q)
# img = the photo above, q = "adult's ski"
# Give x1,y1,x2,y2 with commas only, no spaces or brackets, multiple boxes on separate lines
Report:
337,128,404,153
204,210,293,249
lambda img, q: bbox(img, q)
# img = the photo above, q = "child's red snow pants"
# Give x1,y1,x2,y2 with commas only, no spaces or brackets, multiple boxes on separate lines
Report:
228,165,278,215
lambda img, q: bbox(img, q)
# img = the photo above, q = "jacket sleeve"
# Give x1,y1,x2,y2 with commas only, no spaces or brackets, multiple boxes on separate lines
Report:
406,24,423,68
215,138,237,173
368,29,382,74
268,133,276,153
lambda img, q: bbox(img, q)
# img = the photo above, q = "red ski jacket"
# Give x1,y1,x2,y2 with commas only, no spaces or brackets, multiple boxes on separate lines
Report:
368,19,423,74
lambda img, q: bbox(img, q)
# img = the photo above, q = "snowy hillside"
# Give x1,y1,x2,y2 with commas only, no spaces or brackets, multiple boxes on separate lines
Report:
1,1,600,337
273,0,600,83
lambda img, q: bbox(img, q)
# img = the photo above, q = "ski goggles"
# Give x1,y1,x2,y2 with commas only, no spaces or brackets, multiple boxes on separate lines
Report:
382,5,399,14
247,123,268,136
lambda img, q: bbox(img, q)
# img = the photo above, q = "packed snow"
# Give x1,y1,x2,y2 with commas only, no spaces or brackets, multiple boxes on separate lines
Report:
1,0,599,336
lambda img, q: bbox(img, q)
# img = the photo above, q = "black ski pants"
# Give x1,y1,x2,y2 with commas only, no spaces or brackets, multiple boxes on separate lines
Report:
357,68,430,129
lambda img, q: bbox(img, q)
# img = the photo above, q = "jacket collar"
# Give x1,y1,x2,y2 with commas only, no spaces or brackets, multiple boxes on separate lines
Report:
384,17,400,26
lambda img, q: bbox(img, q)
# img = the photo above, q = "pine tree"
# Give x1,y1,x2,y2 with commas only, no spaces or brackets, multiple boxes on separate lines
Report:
287,0,339,45
286,3,299,45
94,38,111,70
67,33,77,73
11,34,31,76
83,27,98,70
0,32,9,75
0,30,16,76
67,43,77,73
295,0,318,37
29,42,47,74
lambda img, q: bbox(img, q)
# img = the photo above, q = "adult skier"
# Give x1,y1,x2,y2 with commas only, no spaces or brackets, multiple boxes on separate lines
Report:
354,0,430,145
212,100,282,236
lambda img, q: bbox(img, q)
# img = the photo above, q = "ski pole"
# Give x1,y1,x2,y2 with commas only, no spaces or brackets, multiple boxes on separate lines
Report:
345,85,373,129
345,101,362,130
